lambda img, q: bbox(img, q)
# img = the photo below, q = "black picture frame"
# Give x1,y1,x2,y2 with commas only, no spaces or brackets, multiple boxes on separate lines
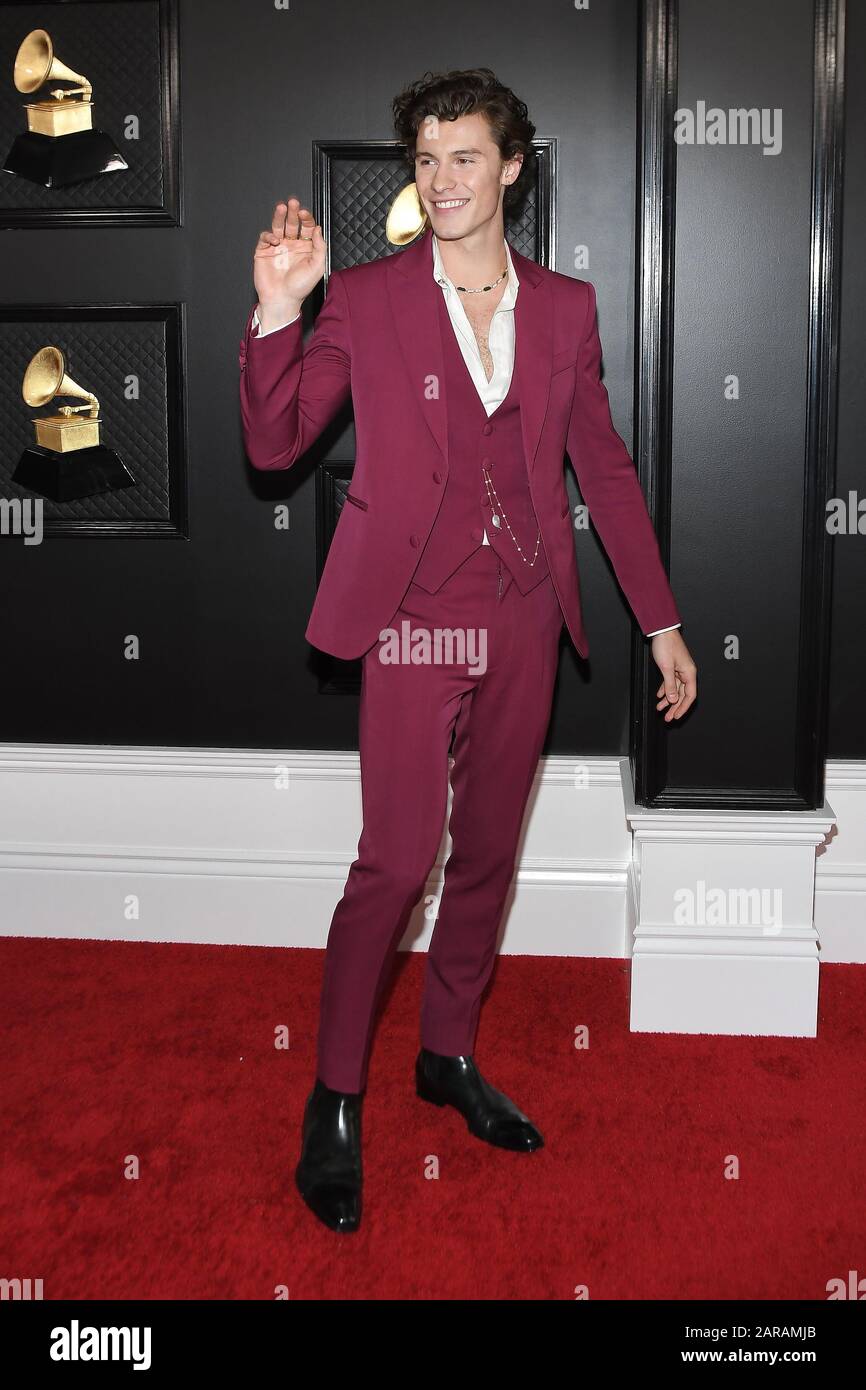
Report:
0,300,188,537
630,0,845,811
310,461,362,693
311,137,555,288
0,0,180,227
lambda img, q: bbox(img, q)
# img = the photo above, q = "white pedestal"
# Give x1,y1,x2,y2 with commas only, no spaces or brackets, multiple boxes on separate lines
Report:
621,759,836,1037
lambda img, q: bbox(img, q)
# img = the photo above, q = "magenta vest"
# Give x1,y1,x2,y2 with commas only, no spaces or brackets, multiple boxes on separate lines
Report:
410,289,550,595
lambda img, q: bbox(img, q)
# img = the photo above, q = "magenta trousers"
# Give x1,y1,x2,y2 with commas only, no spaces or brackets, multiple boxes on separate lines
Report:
315,543,564,1092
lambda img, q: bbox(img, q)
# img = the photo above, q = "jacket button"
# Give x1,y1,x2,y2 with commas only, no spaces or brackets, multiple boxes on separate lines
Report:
482,423,493,435
410,534,420,547
432,471,442,484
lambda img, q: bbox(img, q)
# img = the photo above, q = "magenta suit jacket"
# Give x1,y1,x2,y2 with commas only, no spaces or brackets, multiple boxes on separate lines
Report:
238,225,681,660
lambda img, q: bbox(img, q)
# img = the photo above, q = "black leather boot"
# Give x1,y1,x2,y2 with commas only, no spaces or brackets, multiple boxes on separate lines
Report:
415,1047,544,1152
294,1076,363,1232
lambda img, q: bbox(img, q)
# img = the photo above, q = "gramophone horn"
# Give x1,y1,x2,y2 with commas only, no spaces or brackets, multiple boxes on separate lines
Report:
13,29,91,98
22,346,97,414
385,182,428,246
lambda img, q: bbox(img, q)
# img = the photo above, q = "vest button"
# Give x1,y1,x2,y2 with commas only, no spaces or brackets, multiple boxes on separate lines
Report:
432,471,442,484
409,534,420,547
482,423,493,435
471,527,483,541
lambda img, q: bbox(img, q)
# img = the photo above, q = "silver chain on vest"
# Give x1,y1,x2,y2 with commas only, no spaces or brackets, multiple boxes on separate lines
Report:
482,466,541,566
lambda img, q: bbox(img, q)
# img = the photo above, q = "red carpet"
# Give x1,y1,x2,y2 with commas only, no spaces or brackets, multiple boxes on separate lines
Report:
1,936,863,1300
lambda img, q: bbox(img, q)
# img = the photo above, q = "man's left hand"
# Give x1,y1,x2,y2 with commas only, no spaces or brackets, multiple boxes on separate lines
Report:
651,630,697,722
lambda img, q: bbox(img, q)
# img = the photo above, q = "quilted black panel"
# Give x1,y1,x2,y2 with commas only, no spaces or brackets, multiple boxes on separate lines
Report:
316,139,554,275
0,309,184,531
0,0,168,211
315,460,353,571
331,471,351,518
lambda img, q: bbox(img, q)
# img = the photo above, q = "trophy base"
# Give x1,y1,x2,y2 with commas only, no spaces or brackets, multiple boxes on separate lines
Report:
13,444,136,502
3,129,128,188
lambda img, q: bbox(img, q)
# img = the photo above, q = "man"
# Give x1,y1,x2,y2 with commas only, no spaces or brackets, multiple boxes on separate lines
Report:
239,68,697,1234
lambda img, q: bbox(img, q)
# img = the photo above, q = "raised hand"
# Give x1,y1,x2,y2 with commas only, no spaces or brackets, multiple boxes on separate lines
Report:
253,198,327,330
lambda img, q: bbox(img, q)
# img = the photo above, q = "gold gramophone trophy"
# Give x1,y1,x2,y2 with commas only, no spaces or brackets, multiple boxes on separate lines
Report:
3,29,127,187
385,182,428,246
13,346,135,501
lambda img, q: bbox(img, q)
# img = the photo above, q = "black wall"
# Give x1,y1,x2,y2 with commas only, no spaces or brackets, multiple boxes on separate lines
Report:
0,0,861,781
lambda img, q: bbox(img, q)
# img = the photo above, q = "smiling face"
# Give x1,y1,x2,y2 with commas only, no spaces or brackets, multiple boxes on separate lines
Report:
412,110,522,241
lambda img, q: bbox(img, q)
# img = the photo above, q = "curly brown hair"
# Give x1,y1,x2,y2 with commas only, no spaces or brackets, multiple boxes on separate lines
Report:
391,67,536,213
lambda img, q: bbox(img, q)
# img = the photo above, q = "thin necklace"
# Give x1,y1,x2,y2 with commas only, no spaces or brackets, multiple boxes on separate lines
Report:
440,249,534,559
455,266,507,293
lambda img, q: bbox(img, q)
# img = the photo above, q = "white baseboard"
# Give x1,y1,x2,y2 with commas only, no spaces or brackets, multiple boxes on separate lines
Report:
815,762,866,963
0,744,860,963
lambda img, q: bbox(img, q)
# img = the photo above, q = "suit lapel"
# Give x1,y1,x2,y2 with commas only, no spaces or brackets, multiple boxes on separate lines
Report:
386,226,554,474
387,227,449,463
510,244,553,475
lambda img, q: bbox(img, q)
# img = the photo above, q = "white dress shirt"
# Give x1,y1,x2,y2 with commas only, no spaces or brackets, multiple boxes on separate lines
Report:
249,238,679,636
